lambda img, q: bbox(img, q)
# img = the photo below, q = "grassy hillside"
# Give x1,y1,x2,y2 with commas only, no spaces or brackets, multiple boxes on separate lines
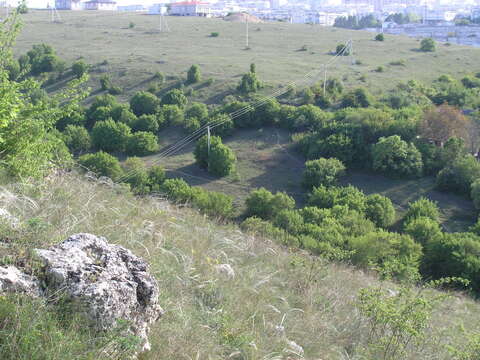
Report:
1,170,480,359
14,11,480,103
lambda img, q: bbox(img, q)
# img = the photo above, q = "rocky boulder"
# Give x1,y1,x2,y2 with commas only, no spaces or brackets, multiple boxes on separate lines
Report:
34,233,163,352
0,265,41,297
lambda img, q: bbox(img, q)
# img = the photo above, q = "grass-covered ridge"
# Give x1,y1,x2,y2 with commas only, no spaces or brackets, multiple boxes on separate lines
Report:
1,170,480,359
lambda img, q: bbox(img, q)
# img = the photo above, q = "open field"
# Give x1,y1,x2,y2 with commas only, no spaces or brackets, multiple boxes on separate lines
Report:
147,127,476,229
14,10,480,104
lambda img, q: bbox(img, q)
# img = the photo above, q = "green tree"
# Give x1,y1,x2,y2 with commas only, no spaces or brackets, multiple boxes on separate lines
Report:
404,216,442,246
132,114,159,133
71,60,88,79
237,70,261,94
274,210,304,234
121,157,150,194
62,125,91,154
148,165,166,191
130,91,160,116
372,135,423,178
245,188,295,220
194,135,236,177
436,155,480,195
187,64,201,84
365,194,396,228
302,158,346,189
336,43,350,55
420,38,436,52
375,33,385,41
78,151,123,180
340,88,373,108
91,119,131,153
404,197,440,224
126,131,159,156
471,179,480,210
161,89,187,108
185,102,208,123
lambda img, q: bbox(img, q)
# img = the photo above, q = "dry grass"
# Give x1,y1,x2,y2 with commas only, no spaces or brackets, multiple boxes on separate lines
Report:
0,170,479,359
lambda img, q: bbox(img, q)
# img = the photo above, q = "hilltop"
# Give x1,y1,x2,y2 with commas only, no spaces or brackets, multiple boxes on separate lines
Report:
14,11,480,104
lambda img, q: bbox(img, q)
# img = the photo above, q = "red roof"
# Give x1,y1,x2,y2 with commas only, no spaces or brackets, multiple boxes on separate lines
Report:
170,1,209,5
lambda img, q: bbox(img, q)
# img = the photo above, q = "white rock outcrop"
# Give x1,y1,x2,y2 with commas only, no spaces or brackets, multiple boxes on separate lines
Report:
35,233,163,352
0,265,41,296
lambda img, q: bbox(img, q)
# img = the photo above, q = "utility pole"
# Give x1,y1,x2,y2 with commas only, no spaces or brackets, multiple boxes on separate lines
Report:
245,15,249,48
207,126,211,156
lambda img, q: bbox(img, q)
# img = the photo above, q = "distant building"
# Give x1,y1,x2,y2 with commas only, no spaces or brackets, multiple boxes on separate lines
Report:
148,3,169,14
84,0,116,10
55,0,85,10
169,1,210,16
117,4,145,11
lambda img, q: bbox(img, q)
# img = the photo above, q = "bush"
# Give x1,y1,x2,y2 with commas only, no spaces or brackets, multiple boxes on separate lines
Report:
336,43,350,56
404,197,440,224
237,71,261,94
210,32,219,37
375,33,385,41
365,194,396,228
423,232,480,292
185,102,208,123
308,185,366,213
78,151,123,180
420,38,436,52
153,71,164,83
187,64,201,84
302,158,346,189
128,21,135,29
245,188,295,220
160,105,184,126
71,60,88,78
340,88,373,108
62,125,91,154
404,216,442,246
148,165,166,192
472,179,480,210
126,131,159,156
121,157,150,194
130,91,160,116
161,89,188,108
132,114,159,133
91,119,131,153
194,135,236,177
350,230,422,280
274,210,304,234
108,85,123,95
209,113,234,138
436,155,480,195
372,136,423,178
160,178,195,203
192,190,234,219
100,75,111,91
184,117,201,134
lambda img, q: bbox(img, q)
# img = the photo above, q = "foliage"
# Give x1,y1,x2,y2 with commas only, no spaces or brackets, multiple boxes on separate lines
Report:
420,38,436,52
375,33,385,41
308,185,367,213
340,88,373,108
91,119,131,153
129,91,159,116
365,194,396,228
245,188,295,220
404,216,442,246
132,114,159,133
71,60,89,79
78,151,123,180
372,136,423,178
62,125,91,154
161,89,187,108
471,179,480,210
421,105,471,146
187,64,201,84
209,113,234,138
302,158,346,189
122,157,150,194
210,32,219,37
335,43,350,56
194,135,236,177
404,197,440,224
126,131,159,156
436,155,480,195
185,102,208,123
237,70,261,94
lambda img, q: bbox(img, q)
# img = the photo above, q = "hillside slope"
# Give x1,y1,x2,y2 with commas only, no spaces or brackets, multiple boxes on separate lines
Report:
0,170,479,359
14,11,480,103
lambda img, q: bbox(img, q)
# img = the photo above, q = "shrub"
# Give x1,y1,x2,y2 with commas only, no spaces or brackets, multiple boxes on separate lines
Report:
210,32,219,37
62,125,91,154
375,33,384,41
184,117,201,134
245,188,295,220
161,89,188,108
209,113,234,138
365,194,396,228
126,131,159,156
237,70,261,94
128,21,135,29
132,114,159,133
472,179,480,210
350,230,422,280
436,155,480,195
302,158,346,189
340,88,373,108
91,119,131,153
336,43,350,56
160,105,184,126
420,38,436,52
78,151,123,180
71,60,88,78
185,102,208,123
372,135,423,178
148,165,166,192
100,75,111,91
274,210,304,234
153,71,164,83
108,85,123,95
194,135,236,177
160,178,195,203
187,64,201,84
192,190,234,219
375,66,384,73
404,216,442,246
308,185,366,213
121,157,150,194
130,91,160,116
404,197,440,224
423,232,480,292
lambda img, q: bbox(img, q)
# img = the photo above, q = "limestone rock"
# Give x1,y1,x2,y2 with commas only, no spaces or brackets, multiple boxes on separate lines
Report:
35,233,163,352
0,265,41,297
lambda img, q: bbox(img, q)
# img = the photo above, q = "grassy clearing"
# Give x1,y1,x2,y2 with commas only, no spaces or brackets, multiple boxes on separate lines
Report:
0,171,479,359
14,11,480,104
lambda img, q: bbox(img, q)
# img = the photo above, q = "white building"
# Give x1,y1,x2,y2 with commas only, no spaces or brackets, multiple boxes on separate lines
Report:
118,4,145,11
169,1,210,16
84,0,116,10
55,0,84,10
148,3,169,14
